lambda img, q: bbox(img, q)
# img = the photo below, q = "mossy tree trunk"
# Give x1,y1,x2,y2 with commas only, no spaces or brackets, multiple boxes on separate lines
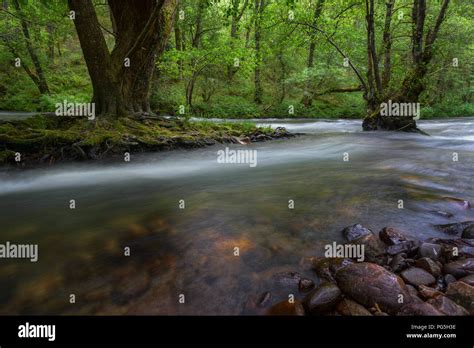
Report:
362,0,450,131
68,0,178,118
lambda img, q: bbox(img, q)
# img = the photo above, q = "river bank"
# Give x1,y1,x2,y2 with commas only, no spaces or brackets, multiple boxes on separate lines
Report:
258,222,474,316
0,114,293,167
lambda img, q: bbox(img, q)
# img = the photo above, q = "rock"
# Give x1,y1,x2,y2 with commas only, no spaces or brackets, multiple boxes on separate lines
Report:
418,285,443,300
298,278,315,292
459,274,474,286
273,271,305,288
429,210,454,218
266,300,305,316
462,225,474,239
430,238,474,259
112,270,150,304
342,224,373,242
303,282,342,314
434,221,474,236
379,227,407,245
311,257,353,282
428,296,469,316
443,258,474,278
351,233,387,265
257,291,272,307
400,267,436,287
374,312,389,316
335,262,411,314
446,281,474,313
444,274,457,285
336,298,372,316
406,285,423,303
442,197,471,209
419,243,442,260
397,302,443,316
415,257,441,277
389,253,409,273
386,240,420,256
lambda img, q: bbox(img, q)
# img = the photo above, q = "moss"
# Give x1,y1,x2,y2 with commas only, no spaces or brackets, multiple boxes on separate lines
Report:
0,115,280,166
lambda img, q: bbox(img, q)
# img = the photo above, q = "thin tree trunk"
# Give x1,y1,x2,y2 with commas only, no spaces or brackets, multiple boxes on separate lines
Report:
12,0,49,94
302,0,325,107
253,0,264,105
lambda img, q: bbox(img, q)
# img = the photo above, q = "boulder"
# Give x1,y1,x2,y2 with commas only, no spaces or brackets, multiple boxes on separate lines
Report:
459,274,474,286
400,267,436,287
379,227,407,245
428,238,474,260
446,281,474,314
418,285,443,300
266,300,305,316
389,253,409,273
351,233,387,265
462,225,474,239
419,243,442,260
428,296,469,316
406,285,423,303
397,302,443,316
444,274,457,285
311,257,353,282
342,224,372,242
303,282,342,314
336,298,372,316
386,240,420,256
335,262,411,314
443,258,474,278
415,257,442,277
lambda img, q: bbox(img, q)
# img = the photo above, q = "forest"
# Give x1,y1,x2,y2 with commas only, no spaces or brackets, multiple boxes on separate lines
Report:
0,0,472,123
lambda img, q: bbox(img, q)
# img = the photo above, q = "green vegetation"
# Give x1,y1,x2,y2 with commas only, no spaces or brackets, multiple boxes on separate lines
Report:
0,0,472,120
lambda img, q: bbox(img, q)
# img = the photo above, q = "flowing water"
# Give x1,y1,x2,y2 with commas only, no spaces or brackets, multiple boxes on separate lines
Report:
0,117,473,315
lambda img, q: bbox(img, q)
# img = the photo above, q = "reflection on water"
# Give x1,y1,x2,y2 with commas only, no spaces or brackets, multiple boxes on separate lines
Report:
0,118,473,314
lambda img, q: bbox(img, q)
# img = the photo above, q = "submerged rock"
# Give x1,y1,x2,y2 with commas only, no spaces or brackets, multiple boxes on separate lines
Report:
400,267,436,287
303,282,342,314
434,221,474,236
442,197,471,209
335,262,411,314
342,224,372,242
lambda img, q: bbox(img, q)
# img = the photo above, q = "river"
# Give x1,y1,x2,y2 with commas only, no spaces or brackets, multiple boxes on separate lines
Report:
0,117,473,314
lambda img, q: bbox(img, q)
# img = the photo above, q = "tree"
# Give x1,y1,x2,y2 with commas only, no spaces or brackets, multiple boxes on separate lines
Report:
362,0,451,131
68,0,178,117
